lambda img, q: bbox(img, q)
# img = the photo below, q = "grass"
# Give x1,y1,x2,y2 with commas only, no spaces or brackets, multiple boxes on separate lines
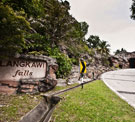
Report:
45,83,79,95
51,80,135,122
0,85,76,122
0,94,42,122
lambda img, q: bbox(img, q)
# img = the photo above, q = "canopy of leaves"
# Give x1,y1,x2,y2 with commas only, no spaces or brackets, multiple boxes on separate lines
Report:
131,0,135,19
86,35,110,55
2,0,43,18
0,0,90,77
0,3,30,55
114,48,127,55
0,0,110,77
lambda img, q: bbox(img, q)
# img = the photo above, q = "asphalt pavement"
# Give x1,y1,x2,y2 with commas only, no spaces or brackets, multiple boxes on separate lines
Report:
101,69,135,109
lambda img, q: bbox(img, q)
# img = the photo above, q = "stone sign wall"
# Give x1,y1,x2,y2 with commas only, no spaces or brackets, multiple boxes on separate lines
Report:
0,59,46,81
0,55,58,94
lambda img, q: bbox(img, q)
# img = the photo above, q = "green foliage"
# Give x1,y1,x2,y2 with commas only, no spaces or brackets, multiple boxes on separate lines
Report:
114,64,120,69
80,22,89,37
49,48,72,78
0,4,30,55
86,35,101,48
40,0,72,46
2,0,43,18
68,46,80,57
114,48,127,55
101,57,110,66
24,33,51,55
86,35,110,56
0,0,109,78
131,0,135,19
70,58,78,65
98,40,110,55
56,54,72,78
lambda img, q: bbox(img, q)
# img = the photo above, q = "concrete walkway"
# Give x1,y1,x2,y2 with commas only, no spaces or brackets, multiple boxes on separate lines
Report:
101,69,135,109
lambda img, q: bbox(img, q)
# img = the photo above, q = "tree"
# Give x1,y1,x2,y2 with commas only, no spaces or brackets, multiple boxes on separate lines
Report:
80,22,89,39
114,48,127,55
0,0,90,77
0,0,89,56
131,0,135,19
2,0,43,18
98,40,110,55
0,4,30,56
32,0,72,47
86,35,110,55
86,35,101,48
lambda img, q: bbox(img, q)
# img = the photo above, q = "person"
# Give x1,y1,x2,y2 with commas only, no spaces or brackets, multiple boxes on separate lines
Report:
78,72,84,81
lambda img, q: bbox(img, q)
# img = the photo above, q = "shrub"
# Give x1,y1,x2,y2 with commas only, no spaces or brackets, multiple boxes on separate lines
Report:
49,48,72,78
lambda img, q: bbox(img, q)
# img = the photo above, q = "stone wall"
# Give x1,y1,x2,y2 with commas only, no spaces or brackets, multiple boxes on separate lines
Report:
0,54,58,94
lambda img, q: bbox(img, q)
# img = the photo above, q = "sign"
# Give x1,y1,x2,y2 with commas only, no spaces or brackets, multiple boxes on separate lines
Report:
0,59,47,81
80,61,86,73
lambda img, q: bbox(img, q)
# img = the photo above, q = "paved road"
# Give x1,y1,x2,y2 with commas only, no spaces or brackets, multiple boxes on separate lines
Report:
101,69,135,108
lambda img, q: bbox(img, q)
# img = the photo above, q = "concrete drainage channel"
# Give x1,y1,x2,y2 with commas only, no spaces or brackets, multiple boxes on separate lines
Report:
19,79,96,122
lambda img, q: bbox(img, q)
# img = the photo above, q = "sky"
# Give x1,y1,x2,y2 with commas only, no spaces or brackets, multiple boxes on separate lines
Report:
67,0,135,54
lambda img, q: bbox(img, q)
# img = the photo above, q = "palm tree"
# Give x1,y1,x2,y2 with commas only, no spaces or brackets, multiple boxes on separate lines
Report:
98,40,110,55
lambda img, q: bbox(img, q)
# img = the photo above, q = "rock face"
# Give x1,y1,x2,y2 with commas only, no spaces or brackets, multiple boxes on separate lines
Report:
0,55,58,94
109,52,135,69
60,52,112,85
57,78,67,86
64,64,111,86
58,52,135,86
